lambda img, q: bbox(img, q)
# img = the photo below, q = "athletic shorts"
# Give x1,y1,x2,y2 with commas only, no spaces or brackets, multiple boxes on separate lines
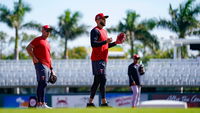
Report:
34,62,50,82
92,60,107,75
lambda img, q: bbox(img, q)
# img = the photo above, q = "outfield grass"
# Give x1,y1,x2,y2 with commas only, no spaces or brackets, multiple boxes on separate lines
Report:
0,108,200,113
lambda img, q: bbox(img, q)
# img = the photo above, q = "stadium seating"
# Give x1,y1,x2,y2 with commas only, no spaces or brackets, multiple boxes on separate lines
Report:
143,59,200,86
0,58,199,87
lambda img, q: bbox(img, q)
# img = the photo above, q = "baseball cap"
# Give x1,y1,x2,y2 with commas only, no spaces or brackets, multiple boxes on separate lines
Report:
133,54,140,59
42,25,53,31
95,13,109,20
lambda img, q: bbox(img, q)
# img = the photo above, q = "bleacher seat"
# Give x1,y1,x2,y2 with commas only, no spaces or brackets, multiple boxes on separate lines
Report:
143,58,200,86
0,59,200,87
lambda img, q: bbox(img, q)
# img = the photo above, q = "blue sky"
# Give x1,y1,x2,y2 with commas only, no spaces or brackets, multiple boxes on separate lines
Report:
1,0,185,27
0,0,192,50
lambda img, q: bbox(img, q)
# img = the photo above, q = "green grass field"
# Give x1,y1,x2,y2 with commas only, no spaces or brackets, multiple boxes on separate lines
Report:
0,108,200,113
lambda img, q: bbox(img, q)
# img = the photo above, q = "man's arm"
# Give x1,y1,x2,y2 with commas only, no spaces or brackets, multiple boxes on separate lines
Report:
26,44,39,63
108,42,116,48
128,65,136,85
90,29,107,47
90,28,113,48
49,58,55,73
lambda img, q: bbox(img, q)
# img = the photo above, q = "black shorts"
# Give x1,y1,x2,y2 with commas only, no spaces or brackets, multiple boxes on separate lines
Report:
92,60,107,75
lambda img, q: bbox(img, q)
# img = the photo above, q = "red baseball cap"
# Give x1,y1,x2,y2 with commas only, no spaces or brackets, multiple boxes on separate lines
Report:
95,13,109,20
133,54,140,59
42,25,53,30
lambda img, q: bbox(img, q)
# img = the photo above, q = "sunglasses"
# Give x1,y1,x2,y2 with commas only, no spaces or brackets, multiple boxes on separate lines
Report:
45,29,52,32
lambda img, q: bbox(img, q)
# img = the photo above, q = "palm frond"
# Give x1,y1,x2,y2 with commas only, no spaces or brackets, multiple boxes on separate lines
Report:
189,4,200,17
140,18,157,30
21,21,42,31
20,32,36,42
0,4,13,27
13,0,31,25
157,19,178,32
69,25,88,40
0,31,8,41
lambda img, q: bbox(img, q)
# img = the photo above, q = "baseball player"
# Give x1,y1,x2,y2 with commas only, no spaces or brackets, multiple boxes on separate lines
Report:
87,13,126,107
26,25,55,108
128,54,145,108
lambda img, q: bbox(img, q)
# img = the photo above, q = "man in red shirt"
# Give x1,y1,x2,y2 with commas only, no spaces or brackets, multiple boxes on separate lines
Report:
26,25,55,108
87,13,126,107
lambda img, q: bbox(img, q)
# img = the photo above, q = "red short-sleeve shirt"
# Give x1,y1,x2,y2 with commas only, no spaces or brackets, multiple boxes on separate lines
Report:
30,36,52,68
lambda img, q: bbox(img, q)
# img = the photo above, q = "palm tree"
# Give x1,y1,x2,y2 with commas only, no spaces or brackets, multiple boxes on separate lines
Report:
0,0,41,60
57,9,88,59
0,31,7,59
108,10,159,57
157,0,200,58
20,32,36,54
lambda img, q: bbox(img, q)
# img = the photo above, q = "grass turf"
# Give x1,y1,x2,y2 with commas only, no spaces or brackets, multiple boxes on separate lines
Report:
0,108,200,113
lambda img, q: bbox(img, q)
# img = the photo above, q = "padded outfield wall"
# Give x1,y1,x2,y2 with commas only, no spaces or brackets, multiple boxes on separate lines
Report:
0,93,200,108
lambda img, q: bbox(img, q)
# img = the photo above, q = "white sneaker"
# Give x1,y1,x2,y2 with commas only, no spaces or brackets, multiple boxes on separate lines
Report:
37,103,52,109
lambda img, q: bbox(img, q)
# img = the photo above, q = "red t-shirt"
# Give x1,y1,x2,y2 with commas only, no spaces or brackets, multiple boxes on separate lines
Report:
91,27,109,62
30,36,52,68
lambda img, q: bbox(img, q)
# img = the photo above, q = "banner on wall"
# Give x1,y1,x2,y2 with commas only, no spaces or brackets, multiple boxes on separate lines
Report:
151,94,200,107
52,95,99,108
106,93,148,107
3,96,30,108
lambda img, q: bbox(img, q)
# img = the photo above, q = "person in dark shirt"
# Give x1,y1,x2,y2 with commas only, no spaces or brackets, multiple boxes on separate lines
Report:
87,13,126,107
128,54,145,108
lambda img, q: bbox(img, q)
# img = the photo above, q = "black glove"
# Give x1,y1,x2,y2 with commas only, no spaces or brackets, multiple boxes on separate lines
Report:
48,71,57,84
139,65,145,75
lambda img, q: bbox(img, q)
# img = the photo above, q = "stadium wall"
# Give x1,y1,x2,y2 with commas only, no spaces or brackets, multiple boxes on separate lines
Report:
1,93,200,108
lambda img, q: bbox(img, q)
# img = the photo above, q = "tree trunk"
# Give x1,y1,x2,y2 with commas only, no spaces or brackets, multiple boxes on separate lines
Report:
181,45,188,58
179,35,187,58
63,37,68,59
0,41,2,59
14,27,19,60
130,31,134,57
143,46,146,55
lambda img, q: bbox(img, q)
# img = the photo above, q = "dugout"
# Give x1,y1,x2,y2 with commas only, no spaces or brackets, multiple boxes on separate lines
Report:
172,39,200,59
